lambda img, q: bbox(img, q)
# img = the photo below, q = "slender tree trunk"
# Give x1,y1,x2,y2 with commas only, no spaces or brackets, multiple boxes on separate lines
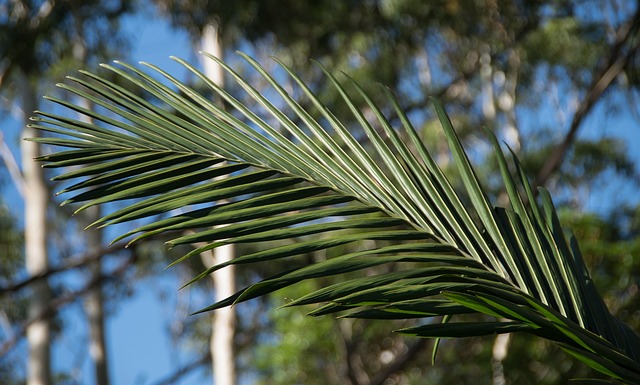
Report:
480,45,496,124
199,20,237,385
498,51,521,153
81,191,110,385
21,74,52,385
81,165,110,384
491,333,511,385
74,30,111,384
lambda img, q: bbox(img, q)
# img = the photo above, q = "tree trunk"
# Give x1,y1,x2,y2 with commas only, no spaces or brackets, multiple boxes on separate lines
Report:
82,194,110,385
80,184,109,385
480,46,496,124
21,74,52,385
199,20,237,385
74,29,111,383
491,332,511,385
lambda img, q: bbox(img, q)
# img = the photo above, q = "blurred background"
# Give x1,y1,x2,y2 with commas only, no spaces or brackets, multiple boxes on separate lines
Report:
1,1,640,384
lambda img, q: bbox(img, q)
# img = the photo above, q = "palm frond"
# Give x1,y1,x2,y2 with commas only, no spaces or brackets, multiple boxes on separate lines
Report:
31,53,640,383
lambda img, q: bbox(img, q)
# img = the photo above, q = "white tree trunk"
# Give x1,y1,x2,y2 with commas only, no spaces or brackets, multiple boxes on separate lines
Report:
480,46,496,124
201,22,225,86
199,21,237,385
491,332,511,385
21,74,52,385
498,52,521,153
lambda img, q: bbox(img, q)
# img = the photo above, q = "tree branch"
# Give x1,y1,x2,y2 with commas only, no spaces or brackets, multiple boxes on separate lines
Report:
148,352,211,385
0,251,136,356
0,240,128,294
534,8,640,188
338,318,370,385
0,131,24,198
367,339,428,385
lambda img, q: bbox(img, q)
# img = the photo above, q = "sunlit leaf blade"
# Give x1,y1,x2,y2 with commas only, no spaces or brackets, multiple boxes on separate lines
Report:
431,99,512,278
485,129,556,305
32,53,640,383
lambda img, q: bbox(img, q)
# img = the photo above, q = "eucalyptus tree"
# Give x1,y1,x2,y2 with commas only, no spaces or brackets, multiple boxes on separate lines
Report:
0,2,134,384
31,52,640,384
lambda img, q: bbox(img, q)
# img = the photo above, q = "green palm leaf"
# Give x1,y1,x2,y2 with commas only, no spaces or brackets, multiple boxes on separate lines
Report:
32,53,640,383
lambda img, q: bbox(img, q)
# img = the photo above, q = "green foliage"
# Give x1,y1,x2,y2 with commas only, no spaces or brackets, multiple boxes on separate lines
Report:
0,203,22,275
0,202,24,385
0,0,134,80
31,54,640,383
254,282,343,385
523,17,606,72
